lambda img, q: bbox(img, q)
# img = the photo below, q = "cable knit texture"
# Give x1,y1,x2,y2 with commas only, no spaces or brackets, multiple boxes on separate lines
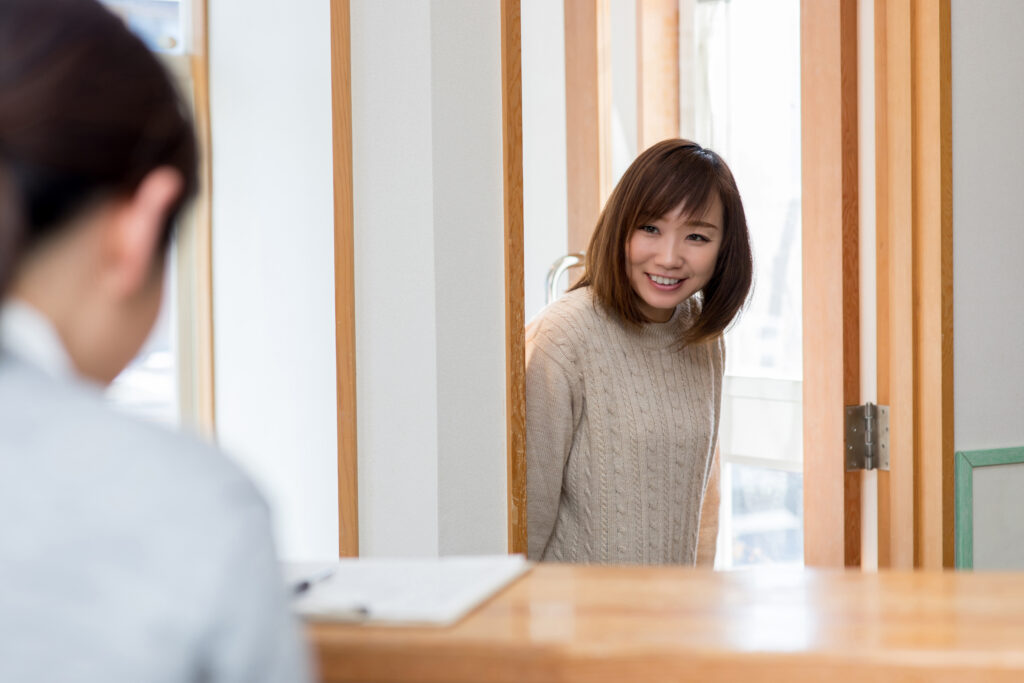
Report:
526,287,724,565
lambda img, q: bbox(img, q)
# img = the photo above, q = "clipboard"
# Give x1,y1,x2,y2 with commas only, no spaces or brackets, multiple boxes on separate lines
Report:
285,555,532,627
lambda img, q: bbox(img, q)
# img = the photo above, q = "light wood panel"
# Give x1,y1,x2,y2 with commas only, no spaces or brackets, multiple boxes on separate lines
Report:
879,0,915,571
801,0,861,568
874,0,953,570
501,0,526,556
913,0,953,570
564,0,612,254
331,0,359,557
873,0,892,569
636,0,680,150
309,564,1024,682
187,0,215,437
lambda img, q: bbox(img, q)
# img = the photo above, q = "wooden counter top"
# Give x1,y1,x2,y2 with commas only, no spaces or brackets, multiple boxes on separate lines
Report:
308,564,1024,682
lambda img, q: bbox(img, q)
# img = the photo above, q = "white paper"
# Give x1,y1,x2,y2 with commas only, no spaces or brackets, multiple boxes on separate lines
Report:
284,555,531,626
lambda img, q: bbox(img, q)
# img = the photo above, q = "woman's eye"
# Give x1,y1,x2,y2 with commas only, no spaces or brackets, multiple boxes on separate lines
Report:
687,233,710,242
639,225,659,234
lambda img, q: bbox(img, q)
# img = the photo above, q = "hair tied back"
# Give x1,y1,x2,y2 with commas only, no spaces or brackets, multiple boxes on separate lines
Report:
0,161,24,302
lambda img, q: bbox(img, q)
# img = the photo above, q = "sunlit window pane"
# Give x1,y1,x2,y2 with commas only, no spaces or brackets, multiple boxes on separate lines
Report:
686,0,804,569
101,0,186,54
106,258,179,427
99,0,192,429
718,463,803,569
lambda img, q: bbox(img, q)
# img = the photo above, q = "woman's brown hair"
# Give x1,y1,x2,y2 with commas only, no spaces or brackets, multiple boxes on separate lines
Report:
571,138,753,346
0,0,198,299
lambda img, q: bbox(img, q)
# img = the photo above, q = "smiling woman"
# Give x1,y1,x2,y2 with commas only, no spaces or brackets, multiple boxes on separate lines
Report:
625,194,723,322
525,139,752,565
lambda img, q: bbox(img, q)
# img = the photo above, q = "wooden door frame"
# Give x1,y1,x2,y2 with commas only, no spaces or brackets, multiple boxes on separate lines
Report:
801,0,862,568
637,0,681,150
504,0,952,566
503,0,527,555
316,0,955,563
331,0,359,557
173,0,215,438
332,0,528,557
509,0,869,562
192,0,216,436
802,0,953,570
564,0,612,255
874,0,953,569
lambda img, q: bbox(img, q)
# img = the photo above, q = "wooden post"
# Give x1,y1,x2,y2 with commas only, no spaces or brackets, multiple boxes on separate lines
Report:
564,0,612,254
502,0,527,556
331,0,359,557
801,0,861,568
874,0,953,569
637,0,680,150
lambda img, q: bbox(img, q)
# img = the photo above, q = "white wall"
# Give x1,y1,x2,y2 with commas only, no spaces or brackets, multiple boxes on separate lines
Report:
351,0,508,556
350,0,438,557
609,0,638,179
522,0,569,321
952,0,1024,450
430,2,509,556
521,0,640,322
208,0,507,561
209,0,339,560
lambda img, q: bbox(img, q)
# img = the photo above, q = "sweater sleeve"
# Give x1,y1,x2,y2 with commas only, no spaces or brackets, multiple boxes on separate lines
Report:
696,444,720,568
697,335,727,568
525,331,577,561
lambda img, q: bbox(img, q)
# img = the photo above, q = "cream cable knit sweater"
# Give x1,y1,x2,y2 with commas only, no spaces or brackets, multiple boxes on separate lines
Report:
526,287,724,565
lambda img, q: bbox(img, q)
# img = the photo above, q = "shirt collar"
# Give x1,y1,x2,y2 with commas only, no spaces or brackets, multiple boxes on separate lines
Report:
0,299,76,379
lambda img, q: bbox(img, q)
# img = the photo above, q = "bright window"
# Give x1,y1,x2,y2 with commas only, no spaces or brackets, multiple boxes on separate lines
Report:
682,0,804,569
106,261,180,427
100,0,203,431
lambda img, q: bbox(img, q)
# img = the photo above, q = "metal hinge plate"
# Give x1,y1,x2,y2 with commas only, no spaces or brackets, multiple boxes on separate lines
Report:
845,403,890,471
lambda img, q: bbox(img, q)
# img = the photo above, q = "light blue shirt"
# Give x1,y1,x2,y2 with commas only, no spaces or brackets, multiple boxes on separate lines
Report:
0,301,313,682
0,299,75,379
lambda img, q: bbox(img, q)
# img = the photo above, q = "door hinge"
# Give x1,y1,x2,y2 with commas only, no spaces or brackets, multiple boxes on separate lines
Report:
845,402,890,471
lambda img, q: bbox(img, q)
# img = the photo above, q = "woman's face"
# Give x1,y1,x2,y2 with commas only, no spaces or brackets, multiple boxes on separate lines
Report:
625,193,724,323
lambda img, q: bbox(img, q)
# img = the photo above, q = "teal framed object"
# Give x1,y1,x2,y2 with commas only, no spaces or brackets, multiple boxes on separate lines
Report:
955,446,1024,569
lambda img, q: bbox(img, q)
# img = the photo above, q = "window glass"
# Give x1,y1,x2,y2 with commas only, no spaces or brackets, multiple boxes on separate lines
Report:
100,0,193,428
718,463,803,568
106,258,179,427
101,0,186,54
685,0,804,568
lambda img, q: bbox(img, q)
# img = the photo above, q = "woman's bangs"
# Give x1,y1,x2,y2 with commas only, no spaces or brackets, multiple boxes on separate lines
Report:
635,162,717,226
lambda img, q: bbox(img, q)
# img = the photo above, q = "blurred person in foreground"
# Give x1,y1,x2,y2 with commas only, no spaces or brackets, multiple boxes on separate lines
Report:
0,0,312,680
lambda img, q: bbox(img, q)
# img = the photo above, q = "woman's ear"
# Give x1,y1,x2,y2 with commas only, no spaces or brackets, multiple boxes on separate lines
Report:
104,166,183,298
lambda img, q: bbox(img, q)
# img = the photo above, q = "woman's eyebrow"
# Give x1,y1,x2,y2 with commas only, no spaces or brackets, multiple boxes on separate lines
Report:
685,219,720,230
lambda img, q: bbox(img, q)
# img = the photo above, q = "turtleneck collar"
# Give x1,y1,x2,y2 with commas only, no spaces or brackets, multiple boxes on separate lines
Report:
635,297,695,349
583,287,698,350
0,298,76,380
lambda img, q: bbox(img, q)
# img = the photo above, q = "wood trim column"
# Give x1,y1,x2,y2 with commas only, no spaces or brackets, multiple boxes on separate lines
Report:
877,0,914,571
801,0,861,568
564,0,612,254
915,0,953,571
502,0,527,556
872,0,893,569
331,0,359,557
188,0,216,437
637,0,680,150
874,0,953,569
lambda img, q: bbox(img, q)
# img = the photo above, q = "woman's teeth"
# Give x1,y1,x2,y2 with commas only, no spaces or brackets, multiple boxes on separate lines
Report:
649,274,681,286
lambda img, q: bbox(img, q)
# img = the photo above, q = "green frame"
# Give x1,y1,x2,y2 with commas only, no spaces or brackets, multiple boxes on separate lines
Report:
955,446,1024,569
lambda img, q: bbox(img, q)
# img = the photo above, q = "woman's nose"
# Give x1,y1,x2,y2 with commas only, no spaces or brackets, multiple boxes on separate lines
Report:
655,239,684,269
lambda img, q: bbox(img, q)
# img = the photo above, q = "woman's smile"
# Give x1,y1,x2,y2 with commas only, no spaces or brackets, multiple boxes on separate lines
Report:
646,273,686,289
